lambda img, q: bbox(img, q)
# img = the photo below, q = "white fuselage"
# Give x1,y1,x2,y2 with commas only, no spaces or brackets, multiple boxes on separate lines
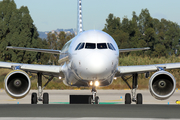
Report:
61,30,119,87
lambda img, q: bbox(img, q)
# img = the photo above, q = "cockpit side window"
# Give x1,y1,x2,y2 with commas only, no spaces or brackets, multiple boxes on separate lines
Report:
78,43,85,50
110,43,116,50
97,43,107,49
75,43,81,50
107,43,113,50
107,43,116,51
85,43,96,49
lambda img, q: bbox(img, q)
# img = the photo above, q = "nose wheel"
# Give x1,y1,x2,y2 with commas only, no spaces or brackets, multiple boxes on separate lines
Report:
95,96,99,104
89,87,99,104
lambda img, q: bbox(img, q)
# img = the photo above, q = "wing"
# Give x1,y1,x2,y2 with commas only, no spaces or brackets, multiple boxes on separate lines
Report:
115,63,180,77
7,46,61,54
0,62,64,77
119,47,150,53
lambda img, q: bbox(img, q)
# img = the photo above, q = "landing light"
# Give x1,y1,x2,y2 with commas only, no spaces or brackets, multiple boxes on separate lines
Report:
59,76,62,79
95,81,99,86
90,81,93,86
89,81,99,86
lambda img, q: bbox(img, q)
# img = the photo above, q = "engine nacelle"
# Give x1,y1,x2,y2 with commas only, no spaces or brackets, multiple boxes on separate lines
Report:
4,70,31,99
149,71,176,100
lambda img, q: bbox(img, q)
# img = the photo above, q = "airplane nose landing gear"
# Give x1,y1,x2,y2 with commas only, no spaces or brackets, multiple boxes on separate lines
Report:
89,86,99,104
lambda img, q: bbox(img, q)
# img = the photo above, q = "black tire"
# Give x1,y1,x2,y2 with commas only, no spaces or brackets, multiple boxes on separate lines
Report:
31,92,37,104
88,96,92,104
136,93,143,104
95,96,99,104
125,93,131,104
43,93,49,104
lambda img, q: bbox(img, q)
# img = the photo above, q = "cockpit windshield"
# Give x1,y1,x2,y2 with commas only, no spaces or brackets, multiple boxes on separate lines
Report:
97,43,107,49
75,42,116,51
85,43,96,49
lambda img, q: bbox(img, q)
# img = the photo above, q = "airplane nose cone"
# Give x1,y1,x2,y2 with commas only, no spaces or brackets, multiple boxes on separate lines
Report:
85,52,108,74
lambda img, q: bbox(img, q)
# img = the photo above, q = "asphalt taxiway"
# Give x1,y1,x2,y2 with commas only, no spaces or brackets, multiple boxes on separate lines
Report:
0,89,179,104
0,89,180,119
0,104,180,118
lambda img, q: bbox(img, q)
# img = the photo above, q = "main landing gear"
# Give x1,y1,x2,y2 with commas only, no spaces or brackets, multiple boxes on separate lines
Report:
88,86,99,104
122,73,143,104
31,73,53,104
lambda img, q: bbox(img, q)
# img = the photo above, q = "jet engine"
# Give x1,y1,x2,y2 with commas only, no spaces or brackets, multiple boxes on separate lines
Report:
149,71,176,100
4,70,31,99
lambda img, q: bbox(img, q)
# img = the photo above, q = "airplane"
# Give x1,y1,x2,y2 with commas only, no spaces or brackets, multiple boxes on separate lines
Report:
0,0,178,104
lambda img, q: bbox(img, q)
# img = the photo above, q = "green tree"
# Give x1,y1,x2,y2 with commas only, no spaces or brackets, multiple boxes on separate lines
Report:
46,31,75,65
35,38,49,64
103,9,180,57
57,31,66,50
129,12,146,56
0,0,40,63
103,13,121,35
46,32,58,65
138,9,153,34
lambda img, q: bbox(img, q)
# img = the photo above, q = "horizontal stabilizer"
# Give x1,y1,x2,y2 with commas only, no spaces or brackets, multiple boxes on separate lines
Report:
119,47,150,53
6,46,61,54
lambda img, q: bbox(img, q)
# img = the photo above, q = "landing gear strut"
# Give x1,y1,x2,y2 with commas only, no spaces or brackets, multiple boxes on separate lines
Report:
31,73,53,104
122,73,143,104
88,86,99,104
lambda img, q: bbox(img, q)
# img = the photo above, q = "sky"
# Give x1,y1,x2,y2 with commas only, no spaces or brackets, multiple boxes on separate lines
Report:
8,0,180,32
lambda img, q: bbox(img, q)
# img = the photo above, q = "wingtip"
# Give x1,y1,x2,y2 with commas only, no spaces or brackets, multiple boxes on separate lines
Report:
6,46,11,49
144,47,150,50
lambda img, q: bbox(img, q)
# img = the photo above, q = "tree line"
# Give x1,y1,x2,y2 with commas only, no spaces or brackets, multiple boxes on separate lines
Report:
0,0,74,64
103,9,180,57
0,0,180,65
46,31,74,65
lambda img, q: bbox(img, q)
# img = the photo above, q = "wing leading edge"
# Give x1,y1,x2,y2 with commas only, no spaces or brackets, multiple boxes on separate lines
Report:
115,63,180,77
0,62,63,77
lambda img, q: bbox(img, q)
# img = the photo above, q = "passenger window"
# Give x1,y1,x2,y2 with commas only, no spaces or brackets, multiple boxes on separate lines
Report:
85,43,96,49
110,43,116,50
75,43,81,50
107,43,113,50
78,43,85,50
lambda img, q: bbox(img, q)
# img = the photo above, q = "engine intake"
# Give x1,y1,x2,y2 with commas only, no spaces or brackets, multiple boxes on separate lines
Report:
149,71,176,100
4,70,31,99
